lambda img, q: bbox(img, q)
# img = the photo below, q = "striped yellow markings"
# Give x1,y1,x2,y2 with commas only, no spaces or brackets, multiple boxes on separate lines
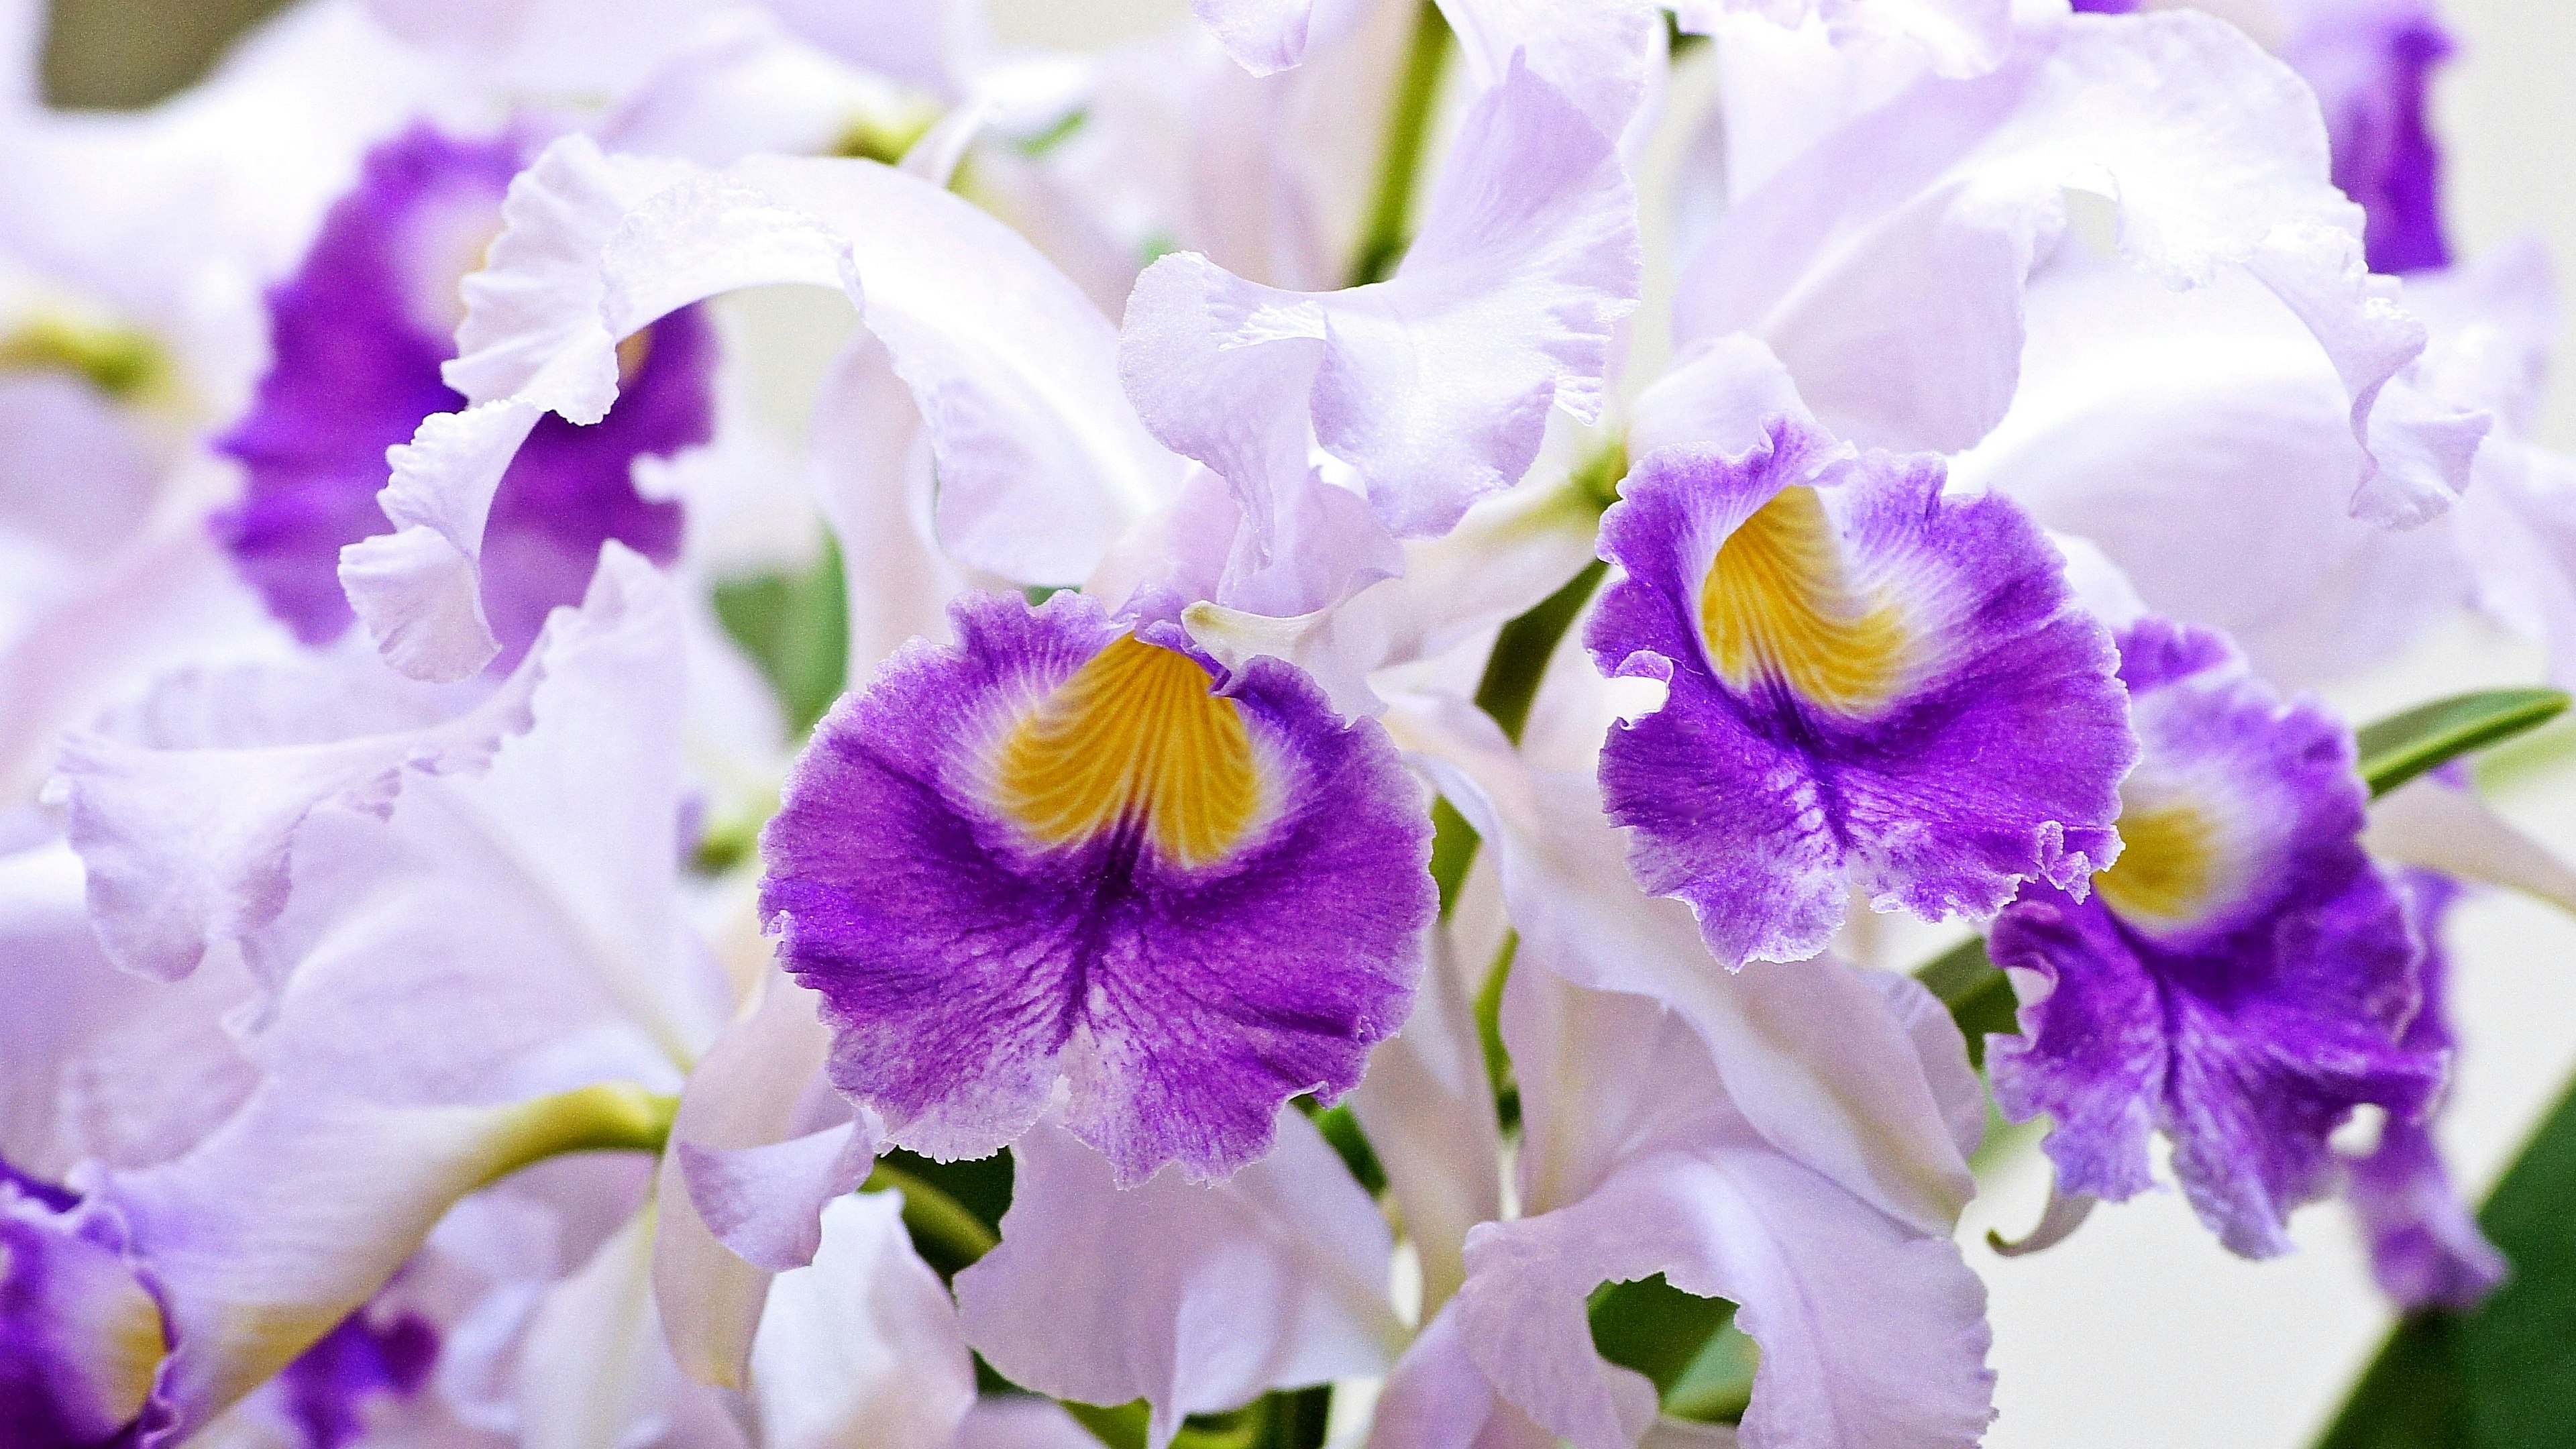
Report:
994,635,1261,868
2093,800,2222,928
1699,484,1910,714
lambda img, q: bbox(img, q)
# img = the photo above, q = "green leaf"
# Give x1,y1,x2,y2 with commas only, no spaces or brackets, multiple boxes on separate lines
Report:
1474,932,1519,1123
1589,1275,1756,1422
2355,689,2569,799
1346,1,1455,288
863,1152,1004,1279
2314,1072,2576,1449
1913,936,2020,1069
1299,1100,1388,1197
712,539,850,735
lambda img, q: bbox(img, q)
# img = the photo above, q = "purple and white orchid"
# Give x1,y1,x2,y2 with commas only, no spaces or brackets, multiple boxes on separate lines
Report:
5,0,2575,1444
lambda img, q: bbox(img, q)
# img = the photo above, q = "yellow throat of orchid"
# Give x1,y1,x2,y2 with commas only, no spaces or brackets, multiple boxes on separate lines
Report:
994,635,1261,868
2092,800,2222,927
1699,484,1910,713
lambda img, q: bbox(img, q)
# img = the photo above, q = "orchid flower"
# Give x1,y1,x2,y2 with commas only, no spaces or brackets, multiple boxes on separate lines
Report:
1986,616,2443,1258
1667,4,2483,529
9,0,2576,1443
217,122,714,673
321,4,1638,1179
25,545,998,1446
1368,685,1997,1449
1584,415,2132,967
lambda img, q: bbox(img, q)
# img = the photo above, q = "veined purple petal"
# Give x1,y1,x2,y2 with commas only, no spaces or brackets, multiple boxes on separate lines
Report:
759,590,1432,1186
1,1185,167,1449
213,123,710,670
2345,871,2507,1310
1988,617,2443,1258
277,1304,437,1449
1586,417,2131,967
2283,0,2457,275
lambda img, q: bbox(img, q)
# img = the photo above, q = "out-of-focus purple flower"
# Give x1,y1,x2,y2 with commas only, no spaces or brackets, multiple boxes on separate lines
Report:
1585,417,2131,968
1,1176,166,1449
276,1303,438,1449
761,590,1432,1187
1988,616,2443,1257
2282,0,2457,274
213,123,713,672
2345,870,2510,1310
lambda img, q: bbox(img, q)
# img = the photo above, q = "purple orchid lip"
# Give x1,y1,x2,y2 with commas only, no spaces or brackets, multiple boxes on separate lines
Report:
1585,417,2132,968
2345,870,2507,1310
760,589,1433,1187
2,1175,168,1449
1988,617,2445,1258
213,121,712,671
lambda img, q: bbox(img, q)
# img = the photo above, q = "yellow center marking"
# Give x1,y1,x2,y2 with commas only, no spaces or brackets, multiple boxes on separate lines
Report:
1699,485,1909,714
2093,802,2221,927
994,635,1260,868
615,327,655,387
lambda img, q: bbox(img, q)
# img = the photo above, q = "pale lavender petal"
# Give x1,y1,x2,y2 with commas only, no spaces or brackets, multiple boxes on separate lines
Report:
46,634,541,988
652,965,852,1389
1460,1146,1994,1449
0,842,255,1180
1457,973,1993,1449
675,1124,873,1276
749,1192,975,1449
1392,693,1978,1236
956,1397,1118,1449
1676,9,2480,525
99,553,716,1441
1436,0,1664,144
1122,56,1639,541
1181,470,1599,720
1953,252,2472,692
1192,0,1318,76
954,1115,1400,1449
1348,922,1503,1316
2365,777,2576,919
1368,1304,1556,1449
1672,0,2012,78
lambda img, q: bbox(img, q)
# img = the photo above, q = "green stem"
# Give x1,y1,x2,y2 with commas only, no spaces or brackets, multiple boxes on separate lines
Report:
482,1082,680,1191
1346,1,1454,288
1473,560,1611,745
865,1159,1002,1271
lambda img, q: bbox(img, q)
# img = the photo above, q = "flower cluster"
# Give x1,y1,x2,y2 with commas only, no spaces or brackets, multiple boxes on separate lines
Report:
2,0,2568,1446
